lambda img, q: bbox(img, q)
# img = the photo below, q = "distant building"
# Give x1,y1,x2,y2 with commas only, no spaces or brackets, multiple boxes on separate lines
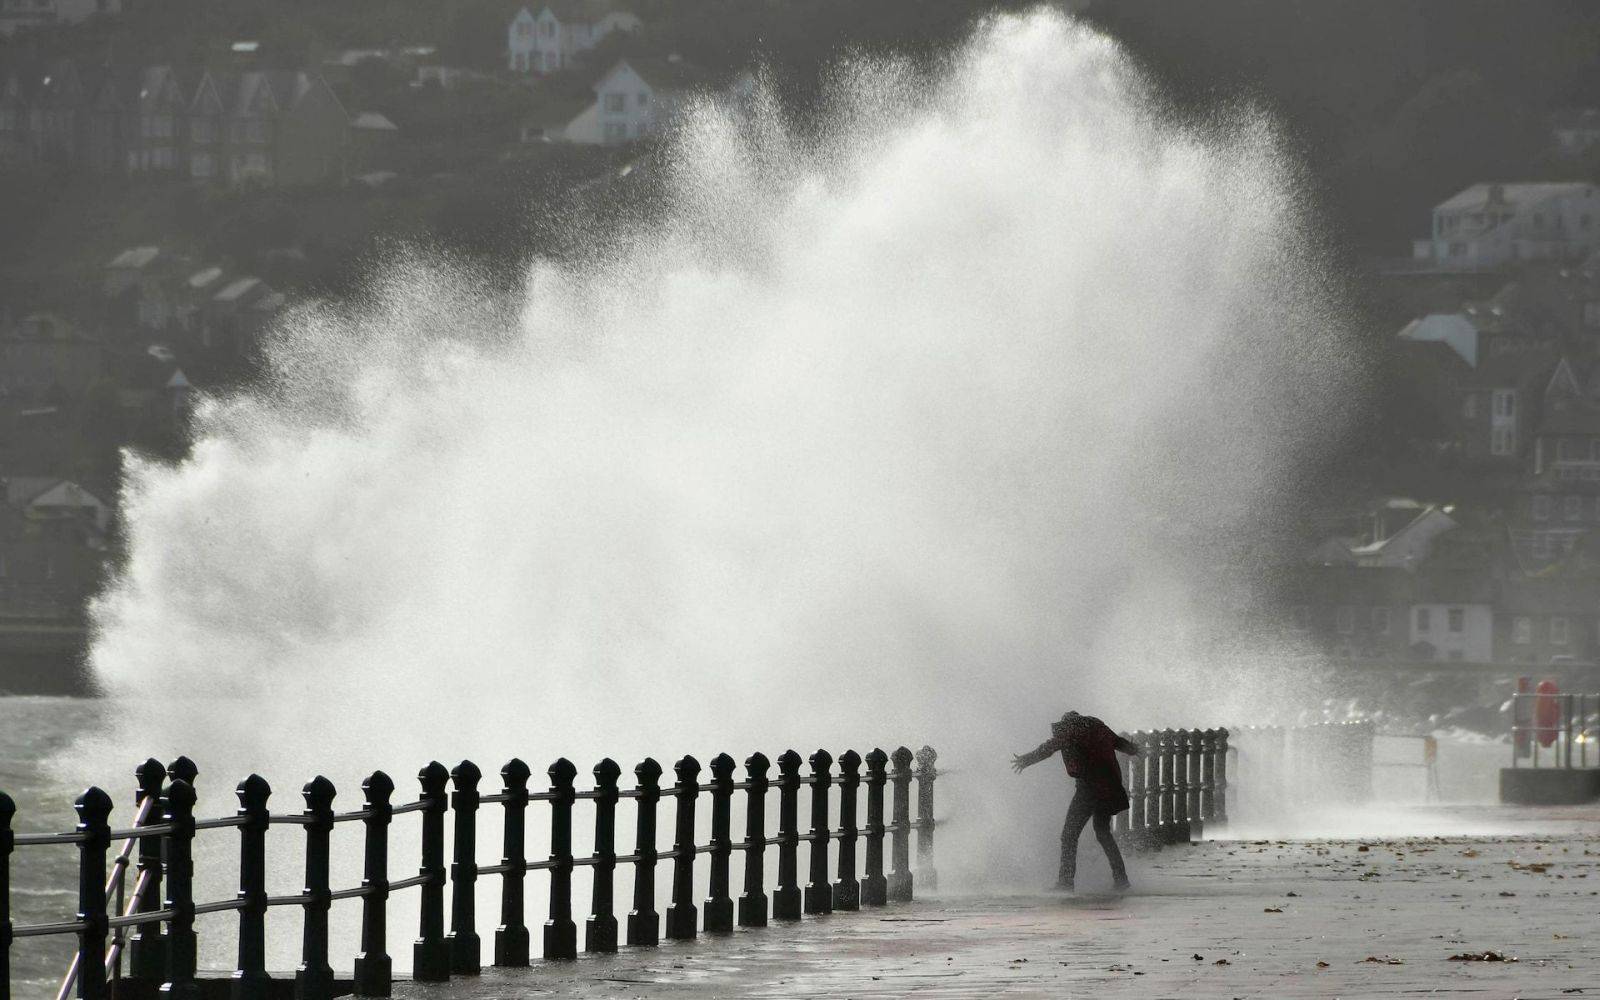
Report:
545,57,708,145
508,2,642,76
0,61,349,187
0,0,119,38
1551,109,1600,160
0,313,104,402
1412,183,1600,270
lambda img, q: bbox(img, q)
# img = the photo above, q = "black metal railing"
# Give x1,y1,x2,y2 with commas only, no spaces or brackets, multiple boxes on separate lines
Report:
1111,728,1230,848
0,743,939,1000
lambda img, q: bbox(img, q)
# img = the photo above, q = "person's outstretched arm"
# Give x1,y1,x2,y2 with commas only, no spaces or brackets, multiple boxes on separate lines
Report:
1011,738,1059,773
1113,734,1141,756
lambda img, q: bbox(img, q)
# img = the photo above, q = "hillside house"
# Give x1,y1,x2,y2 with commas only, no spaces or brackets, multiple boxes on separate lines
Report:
508,2,642,76
550,57,707,145
1413,183,1600,270
0,0,118,37
0,313,104,402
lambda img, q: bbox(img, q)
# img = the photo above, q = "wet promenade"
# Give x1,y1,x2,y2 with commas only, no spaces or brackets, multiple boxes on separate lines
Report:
394,808,1600,999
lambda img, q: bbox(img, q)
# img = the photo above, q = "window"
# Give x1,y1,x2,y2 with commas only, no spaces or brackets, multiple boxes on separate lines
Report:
1416,607,1432,633
191,118,214,143
1514,616,1532,644
1566,496,1584,521
191,152,214,178
518,22,532,36
1551,617,1570,645
1532,533,1553,560
604,93,626,113
637,91,649,107
1447,607,1465,633
1372,607,1391,635
1494,389,1516,418
603,122,625,142
1336,606,1355,634
1533,495,1552,521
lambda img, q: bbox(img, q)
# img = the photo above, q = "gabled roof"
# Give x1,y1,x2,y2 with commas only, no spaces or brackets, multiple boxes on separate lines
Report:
107,246,161,270
351,111,398,131
1437,182,1596,213
214,277,264,303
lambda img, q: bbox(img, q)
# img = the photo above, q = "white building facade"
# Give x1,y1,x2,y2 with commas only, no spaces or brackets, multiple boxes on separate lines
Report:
1413,182,1600,270
508,4,641,76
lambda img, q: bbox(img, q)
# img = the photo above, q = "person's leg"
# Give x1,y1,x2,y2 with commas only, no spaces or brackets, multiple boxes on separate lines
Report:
1092,809,1130,889
1057,790,1094,888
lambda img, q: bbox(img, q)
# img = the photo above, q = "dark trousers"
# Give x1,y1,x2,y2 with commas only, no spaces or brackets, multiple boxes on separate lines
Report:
1059,787,1128,887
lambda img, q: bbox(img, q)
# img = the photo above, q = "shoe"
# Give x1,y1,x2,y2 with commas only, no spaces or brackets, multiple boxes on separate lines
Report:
1112,878,1132,892
1050,880,1075,893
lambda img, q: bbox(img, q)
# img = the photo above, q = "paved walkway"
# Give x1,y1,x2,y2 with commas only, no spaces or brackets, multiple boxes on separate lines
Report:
396,810,1600,999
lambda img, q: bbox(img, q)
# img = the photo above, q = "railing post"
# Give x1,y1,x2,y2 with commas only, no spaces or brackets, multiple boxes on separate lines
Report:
887,747,914,902
1,791,11,1000
703,754,736,934
803,750,833,916
772,750,802,921
493,759,530,967
737,752,769,928
162,777,200,1000
74,787,112,1000
543,758,578,960
664,756,700,941
1126,734,1146,837
295,776,336,1000
859,748,888,907
1198,730,1216,822
625,758,662,948
232,775,271,1000
1173,731,1191,840
412,761,450,982
447,760,481,975
1215,728,1230,824
584,759,621,953
354,771,393,998
832,750,861,912
914,746,937,891
128,758,166,985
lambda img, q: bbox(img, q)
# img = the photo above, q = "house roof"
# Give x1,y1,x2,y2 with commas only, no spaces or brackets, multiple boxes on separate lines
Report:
3,476,65,508
1437,182,1595,213
351,111,398,131
107,246,161,270
214,277,263,303
187,265,225,290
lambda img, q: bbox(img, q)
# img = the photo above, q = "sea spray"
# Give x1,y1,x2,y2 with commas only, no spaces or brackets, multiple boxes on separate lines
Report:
79,10,1357,920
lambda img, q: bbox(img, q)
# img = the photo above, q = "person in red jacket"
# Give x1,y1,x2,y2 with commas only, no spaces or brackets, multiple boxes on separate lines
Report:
1012,710,1140,891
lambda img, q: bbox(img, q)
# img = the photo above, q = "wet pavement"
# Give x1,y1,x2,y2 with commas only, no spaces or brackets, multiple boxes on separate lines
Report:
394,813,1600,999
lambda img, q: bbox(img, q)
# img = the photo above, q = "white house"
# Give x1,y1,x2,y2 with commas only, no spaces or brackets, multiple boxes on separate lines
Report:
1413,182,1600,270
1408,602,1493,662
508,3,642,76
549,57,712,146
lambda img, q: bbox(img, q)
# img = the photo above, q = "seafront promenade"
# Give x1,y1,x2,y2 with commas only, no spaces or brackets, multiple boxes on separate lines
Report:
395,807,1600,999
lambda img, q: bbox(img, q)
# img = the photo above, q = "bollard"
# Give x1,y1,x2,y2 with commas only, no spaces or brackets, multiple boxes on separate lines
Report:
887,747,914,902
737,753,770,928
625,758,662,947
585,759,621,953
772,750,803,921
703,754,736,933
1,791,12,1000
412,761,450,982
664,756,700,941
493,759,531,967
354,771,393,998
232,775,271,1000
803,750,833,916
295,776,336,1000
544,758,578,960
914,746,938,891
447,760,481,975
74,787,112,1000
832,750,862,911
1215,729,1230,824
162,777,200,1000
128,758,167,984
859,748,888,907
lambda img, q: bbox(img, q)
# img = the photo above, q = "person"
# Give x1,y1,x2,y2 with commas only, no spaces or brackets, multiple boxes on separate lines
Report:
1012,710,1140,891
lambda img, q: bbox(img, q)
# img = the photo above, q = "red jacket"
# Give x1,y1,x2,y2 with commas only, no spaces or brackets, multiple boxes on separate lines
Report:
1019,713,1137,813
